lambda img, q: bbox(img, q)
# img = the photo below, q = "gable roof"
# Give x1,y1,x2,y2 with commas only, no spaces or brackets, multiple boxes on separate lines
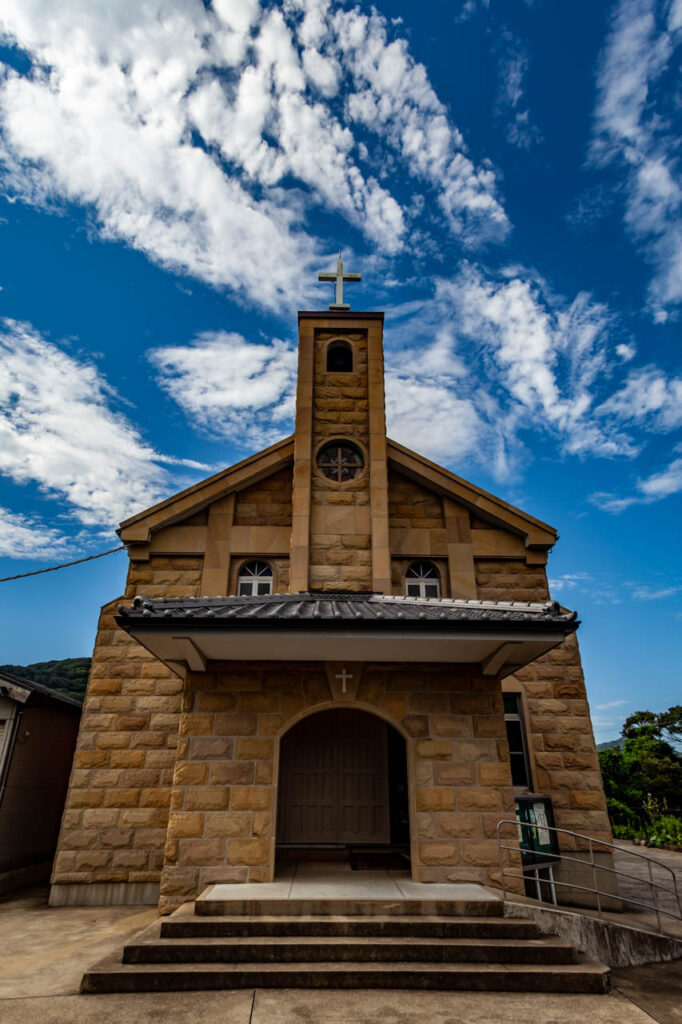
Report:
387,439,557,550
117,433,556,552
118,436,294,544
0,668,83,712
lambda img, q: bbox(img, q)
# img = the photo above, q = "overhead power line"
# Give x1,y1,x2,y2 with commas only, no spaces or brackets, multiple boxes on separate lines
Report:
0,545,126,583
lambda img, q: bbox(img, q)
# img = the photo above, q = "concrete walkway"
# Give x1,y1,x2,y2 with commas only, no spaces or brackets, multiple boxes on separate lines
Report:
612,842,682,936
201,860,500,903
0,884,680,1024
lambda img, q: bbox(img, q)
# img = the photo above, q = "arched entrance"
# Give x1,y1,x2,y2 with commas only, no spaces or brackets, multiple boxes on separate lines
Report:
276,709,409,862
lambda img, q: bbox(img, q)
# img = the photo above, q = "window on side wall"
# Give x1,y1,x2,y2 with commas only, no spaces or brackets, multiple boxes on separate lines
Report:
405,561,441,598
237,560,273,596
504,693,532,789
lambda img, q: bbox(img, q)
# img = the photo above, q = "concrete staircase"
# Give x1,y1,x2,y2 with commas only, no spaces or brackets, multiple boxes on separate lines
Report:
81,892,611,993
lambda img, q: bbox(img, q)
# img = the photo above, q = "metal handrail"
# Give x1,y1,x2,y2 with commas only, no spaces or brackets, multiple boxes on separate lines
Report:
496,819,682,936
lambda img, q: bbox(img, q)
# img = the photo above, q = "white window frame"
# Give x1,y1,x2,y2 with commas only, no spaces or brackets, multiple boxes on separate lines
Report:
405,561,441,599
504,692,533,790
237,560,274,597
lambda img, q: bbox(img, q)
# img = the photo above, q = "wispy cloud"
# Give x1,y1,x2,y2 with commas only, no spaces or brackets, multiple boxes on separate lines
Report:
496,32,542,150
384,262,682,490
591,715,620,730
150,331,297,450
0,318,188,536
0,507,70,560
591,449,682,511
630,583,682,600
595,700,630,710
589,0,682,318
549,572,592,592
0,0,509,311
596,367,682,431
456,0,490,22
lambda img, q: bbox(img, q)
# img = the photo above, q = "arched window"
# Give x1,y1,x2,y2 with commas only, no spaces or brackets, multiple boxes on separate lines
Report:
405,561,441,599
237,560,273,596
316,440,364,482
326,339,353,372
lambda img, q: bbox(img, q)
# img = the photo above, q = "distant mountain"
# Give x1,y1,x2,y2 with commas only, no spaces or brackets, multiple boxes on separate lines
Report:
597,737,625,751
0,657,89,702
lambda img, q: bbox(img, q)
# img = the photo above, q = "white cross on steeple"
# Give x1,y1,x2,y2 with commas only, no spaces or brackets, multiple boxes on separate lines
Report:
318,251,361,311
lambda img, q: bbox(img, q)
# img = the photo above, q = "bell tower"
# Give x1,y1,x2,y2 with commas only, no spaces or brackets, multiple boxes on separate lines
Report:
290,257,390,593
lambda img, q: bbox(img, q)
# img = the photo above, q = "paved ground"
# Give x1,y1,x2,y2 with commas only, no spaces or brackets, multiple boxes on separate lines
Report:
613,843,682,915
0,884,680,1024
611,842,682,939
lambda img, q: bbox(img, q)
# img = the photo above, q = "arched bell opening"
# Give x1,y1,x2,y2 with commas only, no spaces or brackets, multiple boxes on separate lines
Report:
275,708,410,871
326,338,353,372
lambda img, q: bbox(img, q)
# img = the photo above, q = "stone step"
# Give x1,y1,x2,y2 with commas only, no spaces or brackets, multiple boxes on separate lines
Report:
81,955,610,994
194,897,503,918
125,931,579,966
161,913,542,940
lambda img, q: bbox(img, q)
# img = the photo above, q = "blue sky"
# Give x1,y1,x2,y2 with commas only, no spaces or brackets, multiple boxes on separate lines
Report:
0,0,680,741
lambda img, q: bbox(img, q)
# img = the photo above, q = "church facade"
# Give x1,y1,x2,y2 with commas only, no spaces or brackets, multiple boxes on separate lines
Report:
50,302,612,913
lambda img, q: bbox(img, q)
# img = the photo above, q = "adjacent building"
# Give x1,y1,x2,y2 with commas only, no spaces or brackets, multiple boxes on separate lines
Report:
0,669,81,894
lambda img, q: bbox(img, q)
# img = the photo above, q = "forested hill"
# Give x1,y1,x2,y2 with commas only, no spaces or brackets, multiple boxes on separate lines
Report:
0,658,90,702
597,738,625,751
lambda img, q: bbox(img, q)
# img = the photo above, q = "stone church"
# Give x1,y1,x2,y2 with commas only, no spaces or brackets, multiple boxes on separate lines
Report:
50,271,611,913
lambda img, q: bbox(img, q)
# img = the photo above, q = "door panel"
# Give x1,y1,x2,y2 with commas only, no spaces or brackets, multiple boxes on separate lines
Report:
338,712,389,843
278,712,337,843
278,710,390,844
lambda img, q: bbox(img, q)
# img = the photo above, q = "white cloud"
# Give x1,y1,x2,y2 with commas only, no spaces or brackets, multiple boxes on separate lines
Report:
456,0,490,22
630,583,681,599
616,342,637,361
0,318,183,530
383,317,518,480
496,33,542,151
0,507,69,560
386,374,487,465
596,700,630,710
319,2,510,245
596,367,682,431
0,0,510,308
433,264,638,459
638,454,682,497
384,263,682,488
592,716,619,730
590,452,682,511
149,331,298,449
590,0,682,315
548,572,592,592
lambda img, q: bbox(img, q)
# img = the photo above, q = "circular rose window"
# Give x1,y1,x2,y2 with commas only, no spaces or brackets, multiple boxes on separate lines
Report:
316,440,364,482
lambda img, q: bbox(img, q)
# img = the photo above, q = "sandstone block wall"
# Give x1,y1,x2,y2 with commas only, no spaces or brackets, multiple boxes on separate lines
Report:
50,556,201,893
158,661,522,913
308,330,372,591
389,469,449,594
475,558,612,847
233,468,292,527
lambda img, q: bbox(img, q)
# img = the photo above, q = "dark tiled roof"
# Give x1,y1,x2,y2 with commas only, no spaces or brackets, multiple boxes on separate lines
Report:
0,668,83,710
117,592,577,631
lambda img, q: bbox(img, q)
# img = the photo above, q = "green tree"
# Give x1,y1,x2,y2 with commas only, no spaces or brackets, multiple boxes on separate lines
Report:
599,706,682,833
0,658,89,701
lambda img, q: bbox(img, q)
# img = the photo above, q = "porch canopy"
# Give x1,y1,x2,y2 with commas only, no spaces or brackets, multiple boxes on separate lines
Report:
116,592,578,680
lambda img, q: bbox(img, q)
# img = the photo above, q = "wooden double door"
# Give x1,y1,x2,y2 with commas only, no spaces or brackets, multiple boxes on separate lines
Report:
277,709,390,845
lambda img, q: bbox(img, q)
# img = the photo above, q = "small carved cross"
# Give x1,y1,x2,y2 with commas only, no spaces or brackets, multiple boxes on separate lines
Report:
335,668,353,694
318,251,361,310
